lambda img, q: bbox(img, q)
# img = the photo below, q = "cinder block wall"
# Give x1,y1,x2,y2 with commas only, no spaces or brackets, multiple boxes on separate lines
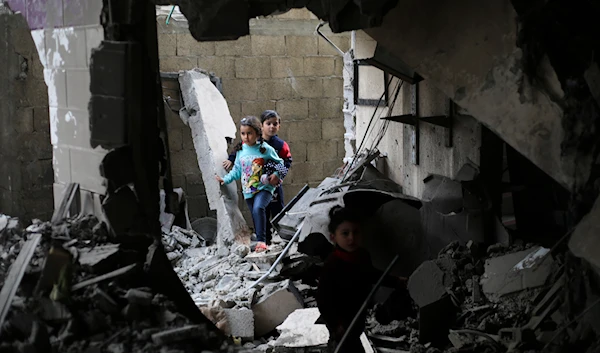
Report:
157,9,350,222
0,11,53,221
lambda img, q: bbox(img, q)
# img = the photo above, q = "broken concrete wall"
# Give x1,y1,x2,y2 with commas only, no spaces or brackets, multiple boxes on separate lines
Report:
0,8,53,221
157,8,349,222
3,0,106,218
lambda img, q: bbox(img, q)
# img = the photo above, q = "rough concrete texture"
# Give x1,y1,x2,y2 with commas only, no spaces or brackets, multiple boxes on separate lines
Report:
178,70,251,249
407,261,448,308
252,281,304,337
570,197,600,274
480,246,553,299
342,50,356,163
273,308,328,348
224,308,254,340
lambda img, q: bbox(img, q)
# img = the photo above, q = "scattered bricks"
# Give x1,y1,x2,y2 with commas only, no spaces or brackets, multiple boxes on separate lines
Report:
215,36,251,56
304,57,335,77
252,281,304,337
151,325,210,345
224,308,254,340
125,288,154,306
307,140,338,162
176,33,216,56
309,98,343,119
317,36,350,56
197,56,236,78
285,36,318,56
289,77,324,99
158,33,177,57
257,78,292,100
235,57,271,79
322,77,344,98
160,56,198,72
222,78,258,101
241,100,277,117
251,35,285,56
168,128,184,152
271,57,304,78
92,287,119,315
408,261,447,308
321,118,345,140
275,100,309,120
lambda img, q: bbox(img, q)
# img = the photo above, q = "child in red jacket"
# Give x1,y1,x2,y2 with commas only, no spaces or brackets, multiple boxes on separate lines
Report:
316,206,405,353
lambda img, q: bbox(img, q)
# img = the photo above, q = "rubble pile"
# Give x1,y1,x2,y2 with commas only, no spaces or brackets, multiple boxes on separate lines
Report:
0,214,228,353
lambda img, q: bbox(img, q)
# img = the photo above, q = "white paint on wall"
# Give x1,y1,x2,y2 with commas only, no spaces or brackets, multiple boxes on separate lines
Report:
30,29,47,68
48,27,75,68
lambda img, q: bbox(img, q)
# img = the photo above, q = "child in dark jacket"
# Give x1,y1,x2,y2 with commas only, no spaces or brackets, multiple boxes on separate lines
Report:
316,206,406,353
223,110,292,245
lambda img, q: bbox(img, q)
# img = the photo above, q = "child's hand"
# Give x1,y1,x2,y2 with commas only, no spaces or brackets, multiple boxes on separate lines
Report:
215,175,224,185
268,174,280,186
222,160,233,171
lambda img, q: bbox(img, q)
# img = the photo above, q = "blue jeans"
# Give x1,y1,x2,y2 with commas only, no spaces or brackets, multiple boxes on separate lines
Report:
246,190,273,243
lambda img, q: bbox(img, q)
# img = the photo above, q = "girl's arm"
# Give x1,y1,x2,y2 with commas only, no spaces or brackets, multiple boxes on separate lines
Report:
222,154,242,184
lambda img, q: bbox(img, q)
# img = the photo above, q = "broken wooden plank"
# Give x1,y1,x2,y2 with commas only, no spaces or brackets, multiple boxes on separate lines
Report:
0,233,42,329
71,263,137,292
51,183,80,224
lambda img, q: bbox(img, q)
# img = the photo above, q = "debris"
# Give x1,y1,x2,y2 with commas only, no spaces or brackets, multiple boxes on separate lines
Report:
418,295,457,346
92,287,119,315
36,246,73,293
71,263,137,291
407,261,447,308
151,324,212,345
224,308,254,340
125,288,154,306
78,244,120,272
252,280,304,337
272,308,329,348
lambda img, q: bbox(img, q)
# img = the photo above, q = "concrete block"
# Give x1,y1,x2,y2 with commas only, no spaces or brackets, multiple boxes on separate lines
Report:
408,261,447,308
304,56,335,77
185,173,206,196
318,36,350,56
273,8,314,20
275,100,308,120
322,77,344,98
334,56,344,76
66,69,91,110
224,308,254,340
570,196,600,271
171,150,199,176
287,141,307,163
227,102,242,119
187,196,210,219
34,107,50,133
182,129,195,150
286,120,322,142
241,100,276,117
52,146,71,183
252,282,303,337
85,26,104,63
273,308,328,348
235,57,271,79
324,159,343,175
158,33,177,58
251,35,285,56
222,78,258,101
215,36,251,56
309,98,343,119
257,78,292,100
55,108,92,149
197,56,236,78
168,128,184,152
289,77,323,98
480,247,553,299
17,77,49,108
287,162,324,184
271,57,304,78
63,0,102,27
159,56,198,72
307,140,338,162
43,69,67,108
285,36,318,56
44,27,87,69
322,118,345,140
176,33,216,56
69,148,106,194
15,107,35,133
166,109,187,130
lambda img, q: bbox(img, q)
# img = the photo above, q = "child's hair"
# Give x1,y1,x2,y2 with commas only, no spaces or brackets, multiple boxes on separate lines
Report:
234,116,266,154
328,206,361,234
260,110,281,124
252,158,265,166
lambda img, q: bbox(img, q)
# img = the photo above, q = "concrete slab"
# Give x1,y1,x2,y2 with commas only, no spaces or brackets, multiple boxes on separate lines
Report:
252,281,304,337
179,70,251,251
408,261,447,308
480,246,553,298
224,308,254,340
570,197,600,273
273,308,328,348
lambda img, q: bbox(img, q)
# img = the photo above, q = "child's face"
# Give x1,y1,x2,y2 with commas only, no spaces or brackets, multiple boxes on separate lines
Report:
241,125,259,146
262,117,280,139
330,221,361,252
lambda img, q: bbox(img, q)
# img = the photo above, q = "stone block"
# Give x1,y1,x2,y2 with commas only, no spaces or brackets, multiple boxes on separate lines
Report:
227,102,242,119
170,150,199,176
66,69,91,110
289,77,323,98
186,173,206,196
286,121,322,142
69,148,106,194
334,56,344,76
257,78,292,100
318,36,350,56
45,27,87,69
275,100,309,120
176,33,216,56
18,77,49,108
197,56,236,78
287,141,306,163
321,118,345,140
43,69,67,108
34,107,50,134
287,162,323,184
224,308,254,340
235,57,271,79
222,78,258,101
215,36,251,56
282,184,306,201
309,98,343,119
408,261,447,308
322,77,343,98
252,281,303,337
171,174,185,189
241,100,276,117
16,107,35,133
323,159,344,175
158,32,177,58
271,57,304,78
304,57,335,77
251,35,285,56
307,140,338,162
285,36,318,56
159,56,197,72
168,128,183,152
